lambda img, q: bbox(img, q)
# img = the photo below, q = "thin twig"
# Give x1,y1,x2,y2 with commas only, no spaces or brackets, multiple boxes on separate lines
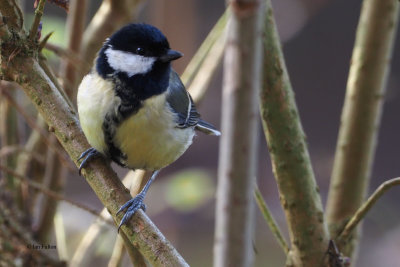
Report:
45,43,89,75
38,56,75,109
108,236,127,267
0,85,19,190
0,86,75,171
29,0,46,40
181,9,228,87
337,178,400,244
39,31,53,51
34,136,67,242
54,212,69,260
0,145,45,164
0,164,113,226
254,184,289,255
187,27,226,103
70,209,112,266
60,0,88,98
15,116,45,213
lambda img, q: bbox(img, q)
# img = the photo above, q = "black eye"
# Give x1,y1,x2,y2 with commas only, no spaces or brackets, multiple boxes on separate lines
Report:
135,47,145,55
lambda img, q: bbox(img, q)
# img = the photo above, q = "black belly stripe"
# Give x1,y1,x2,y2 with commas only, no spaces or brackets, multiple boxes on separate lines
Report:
102,94,143,167
102,113,126,167
101,73,164,167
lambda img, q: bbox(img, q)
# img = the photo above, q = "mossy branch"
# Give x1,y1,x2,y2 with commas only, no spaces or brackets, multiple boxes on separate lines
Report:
260,1,329,266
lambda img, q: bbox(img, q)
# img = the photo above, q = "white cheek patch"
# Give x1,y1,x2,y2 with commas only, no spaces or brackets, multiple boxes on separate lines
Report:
105,48,156,77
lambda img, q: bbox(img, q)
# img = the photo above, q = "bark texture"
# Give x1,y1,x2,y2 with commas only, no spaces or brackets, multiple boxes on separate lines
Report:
214,1,263,266
260,1,330,266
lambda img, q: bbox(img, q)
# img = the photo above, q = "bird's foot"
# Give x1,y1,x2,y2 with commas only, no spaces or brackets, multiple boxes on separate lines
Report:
116,193,147,232
78,147,100,175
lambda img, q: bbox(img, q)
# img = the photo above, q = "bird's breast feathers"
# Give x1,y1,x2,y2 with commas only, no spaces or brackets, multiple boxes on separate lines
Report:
78,72,195,170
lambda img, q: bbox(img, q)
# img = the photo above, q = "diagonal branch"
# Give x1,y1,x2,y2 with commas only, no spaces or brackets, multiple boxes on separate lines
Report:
337,177,400,245
260,1,329,265
254,185,289,255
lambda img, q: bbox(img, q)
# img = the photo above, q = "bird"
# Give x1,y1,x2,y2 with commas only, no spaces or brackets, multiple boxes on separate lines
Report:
76,23,220,231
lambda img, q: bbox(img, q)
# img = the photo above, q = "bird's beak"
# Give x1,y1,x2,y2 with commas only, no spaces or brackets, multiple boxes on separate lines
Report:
159,49,183,63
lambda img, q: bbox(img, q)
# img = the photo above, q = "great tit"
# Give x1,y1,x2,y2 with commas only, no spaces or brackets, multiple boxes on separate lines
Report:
77,23,220,230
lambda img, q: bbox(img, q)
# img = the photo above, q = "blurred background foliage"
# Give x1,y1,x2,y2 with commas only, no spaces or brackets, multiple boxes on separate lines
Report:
1,0,400,266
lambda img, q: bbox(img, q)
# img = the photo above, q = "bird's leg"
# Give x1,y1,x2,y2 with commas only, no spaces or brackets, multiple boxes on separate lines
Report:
78,147,101,175
116,170,160,232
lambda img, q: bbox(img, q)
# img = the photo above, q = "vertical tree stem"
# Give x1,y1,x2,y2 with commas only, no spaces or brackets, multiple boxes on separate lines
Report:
60,0,88,98
326,0,399,259
214,1,263,266
29,0,46,40
0,84,19,190
260,1,329,266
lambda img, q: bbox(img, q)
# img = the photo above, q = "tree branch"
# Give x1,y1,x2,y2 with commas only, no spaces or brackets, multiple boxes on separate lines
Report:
260,1,330,266
337,178,400,245
59,0,88,98
214,1,263,266
254,184,289,255
181,9,228,87
29,0,46,40
325,0,399,258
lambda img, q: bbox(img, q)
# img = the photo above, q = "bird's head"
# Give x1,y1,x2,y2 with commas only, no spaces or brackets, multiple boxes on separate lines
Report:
96,23,183,78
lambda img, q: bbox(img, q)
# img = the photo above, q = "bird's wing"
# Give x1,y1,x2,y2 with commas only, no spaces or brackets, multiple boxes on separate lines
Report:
166,70,221,136
166,70,200,128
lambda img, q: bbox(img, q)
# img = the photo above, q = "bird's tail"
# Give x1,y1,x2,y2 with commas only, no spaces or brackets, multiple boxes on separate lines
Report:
195,119,221,136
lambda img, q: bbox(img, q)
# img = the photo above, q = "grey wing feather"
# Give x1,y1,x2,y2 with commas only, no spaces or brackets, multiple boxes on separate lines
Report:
167,70,220,136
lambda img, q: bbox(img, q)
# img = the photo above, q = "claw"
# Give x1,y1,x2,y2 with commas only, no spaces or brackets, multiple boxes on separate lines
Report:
117,193,146,233
140,203,146,212
116,170,160,233
116,198,136,216
78,147,100,175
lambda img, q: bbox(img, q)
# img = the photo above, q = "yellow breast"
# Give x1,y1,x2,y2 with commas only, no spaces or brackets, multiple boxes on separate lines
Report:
115,93,195,170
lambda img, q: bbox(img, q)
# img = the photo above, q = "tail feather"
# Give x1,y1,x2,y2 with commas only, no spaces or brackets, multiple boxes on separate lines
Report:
195,119,221,136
